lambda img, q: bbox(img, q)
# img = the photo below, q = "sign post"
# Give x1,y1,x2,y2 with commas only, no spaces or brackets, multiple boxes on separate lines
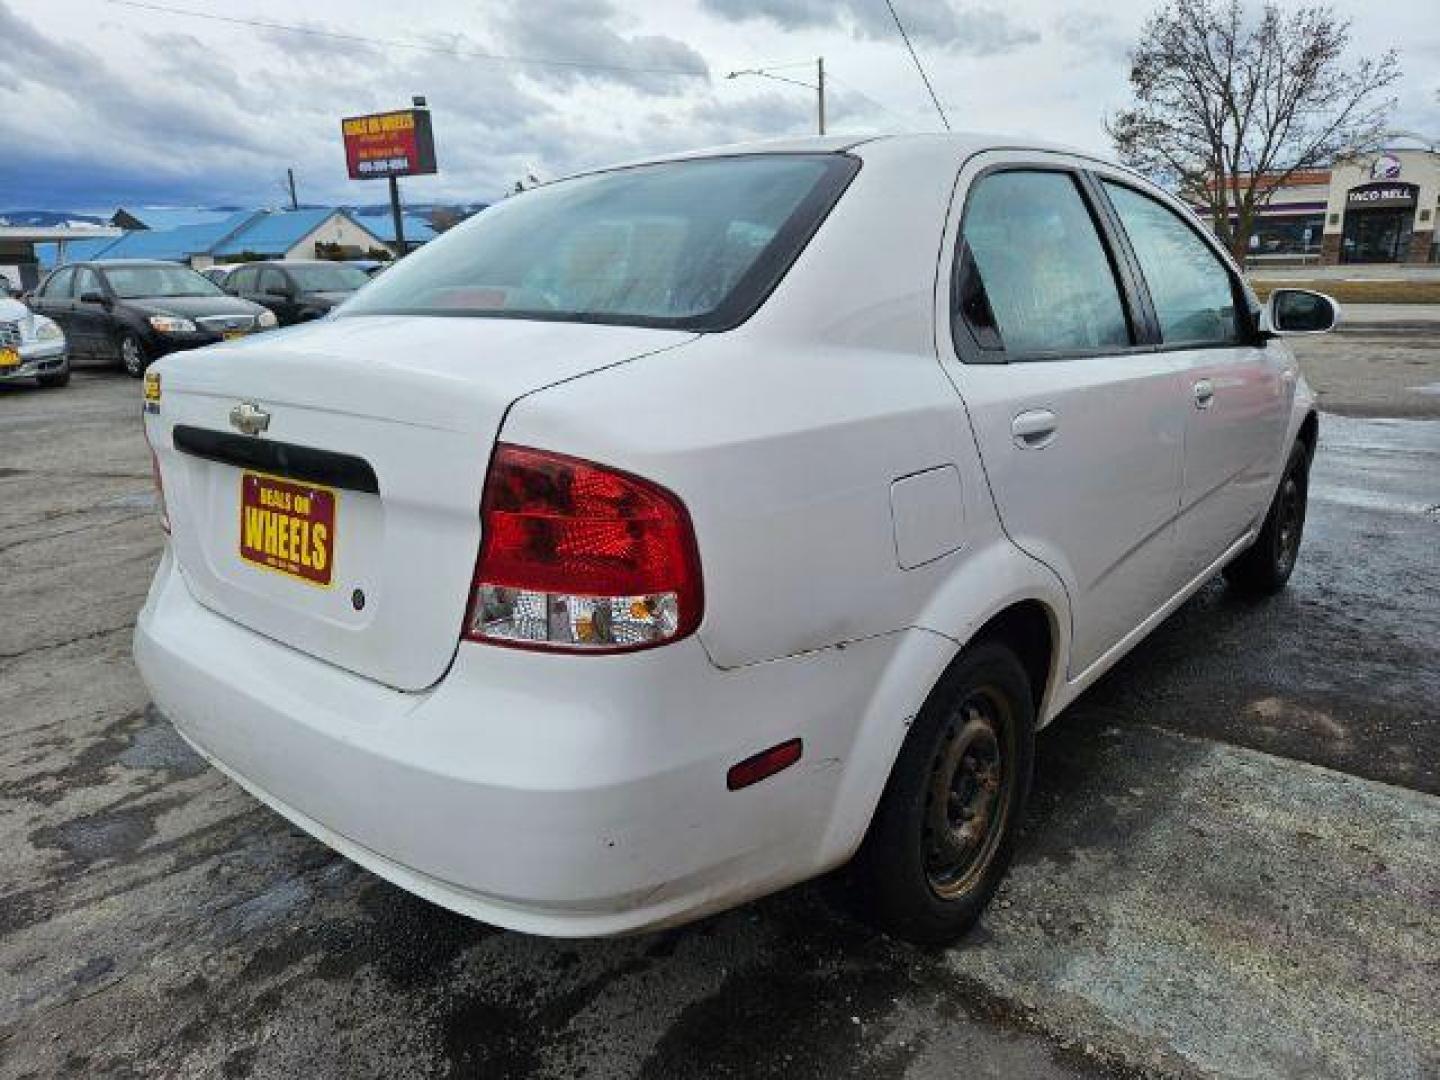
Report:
340,98,437,255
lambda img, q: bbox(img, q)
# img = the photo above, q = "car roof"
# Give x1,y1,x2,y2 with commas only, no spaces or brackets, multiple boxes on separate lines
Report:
602,132,1106,171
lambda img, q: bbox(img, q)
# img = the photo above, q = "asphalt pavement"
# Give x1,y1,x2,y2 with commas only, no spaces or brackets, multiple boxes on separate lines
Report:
1,350,1436,1080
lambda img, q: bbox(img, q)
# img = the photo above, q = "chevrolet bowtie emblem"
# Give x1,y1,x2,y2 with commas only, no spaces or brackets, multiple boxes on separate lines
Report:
229,400,270,436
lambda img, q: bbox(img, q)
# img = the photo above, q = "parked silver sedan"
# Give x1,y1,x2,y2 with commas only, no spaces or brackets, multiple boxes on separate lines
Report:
0,298,70,388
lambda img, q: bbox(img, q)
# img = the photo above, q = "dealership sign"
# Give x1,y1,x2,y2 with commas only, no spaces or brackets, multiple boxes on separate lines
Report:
1346,182,1418,210
341,108,437,180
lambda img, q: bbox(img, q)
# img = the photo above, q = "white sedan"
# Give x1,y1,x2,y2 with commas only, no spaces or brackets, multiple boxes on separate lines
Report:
135,135,1333,944
0,298,69,387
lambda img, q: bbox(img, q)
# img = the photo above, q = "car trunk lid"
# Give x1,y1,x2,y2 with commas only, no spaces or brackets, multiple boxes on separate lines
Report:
149,315,695,691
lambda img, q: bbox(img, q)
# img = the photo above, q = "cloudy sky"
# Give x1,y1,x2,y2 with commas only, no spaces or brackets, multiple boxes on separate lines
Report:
2,0,1437,213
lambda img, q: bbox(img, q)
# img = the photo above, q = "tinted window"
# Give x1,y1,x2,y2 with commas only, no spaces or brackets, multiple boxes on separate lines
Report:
956,171,1131,355
1103,182,1240,346
342,154,857,331
43,267,75,299
102,264,225,299
74,268,103,299
287,263,369,292
258,267,288,294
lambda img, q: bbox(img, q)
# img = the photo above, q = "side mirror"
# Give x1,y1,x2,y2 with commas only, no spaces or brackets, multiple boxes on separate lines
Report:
80,290,111,307
1261,288,1339,337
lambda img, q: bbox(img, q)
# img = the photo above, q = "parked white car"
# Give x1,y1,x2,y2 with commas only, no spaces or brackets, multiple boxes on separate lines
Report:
0,298,69,387
134,135,1333,944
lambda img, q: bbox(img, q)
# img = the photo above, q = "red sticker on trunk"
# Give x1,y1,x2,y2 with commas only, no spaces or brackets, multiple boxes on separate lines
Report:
238,472,337,587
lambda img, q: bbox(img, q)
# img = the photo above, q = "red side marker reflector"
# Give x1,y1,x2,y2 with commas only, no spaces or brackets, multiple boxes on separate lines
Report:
726,739,803,791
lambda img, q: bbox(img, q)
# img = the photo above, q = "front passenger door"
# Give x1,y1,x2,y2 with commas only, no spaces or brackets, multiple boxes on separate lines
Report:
1099,181,1290,580
70,267,111,357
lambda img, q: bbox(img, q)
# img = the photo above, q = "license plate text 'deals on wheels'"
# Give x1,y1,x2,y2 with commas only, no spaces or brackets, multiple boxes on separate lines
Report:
238,472,337,587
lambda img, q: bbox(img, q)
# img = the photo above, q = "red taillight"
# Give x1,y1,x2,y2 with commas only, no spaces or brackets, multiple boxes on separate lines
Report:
149,447,170,534
464,444,703,652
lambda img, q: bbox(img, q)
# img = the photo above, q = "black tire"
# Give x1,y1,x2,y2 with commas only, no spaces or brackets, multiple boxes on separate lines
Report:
119,332,149,378
1224,439,1311,596
856,641,1035,947
37,369,70,388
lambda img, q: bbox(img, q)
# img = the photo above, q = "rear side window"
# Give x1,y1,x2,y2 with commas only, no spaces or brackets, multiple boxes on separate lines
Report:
258,267,288,294
74,268,103,298
955,170,1131,356
1103,182,1241,346
341,153,858,331
43,267,75,298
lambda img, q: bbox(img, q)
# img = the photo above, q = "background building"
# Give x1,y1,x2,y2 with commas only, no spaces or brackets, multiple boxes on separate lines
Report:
35,209,394,271
1198,144,1440,266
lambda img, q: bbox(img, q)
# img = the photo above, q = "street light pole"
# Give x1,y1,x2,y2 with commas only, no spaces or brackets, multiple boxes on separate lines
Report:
725,58,827,137
817,57,825,136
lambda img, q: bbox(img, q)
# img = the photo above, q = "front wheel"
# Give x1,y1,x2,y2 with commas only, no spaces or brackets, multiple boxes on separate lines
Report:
855,641,1035,946
1224,439,1311,596
119,332,149,378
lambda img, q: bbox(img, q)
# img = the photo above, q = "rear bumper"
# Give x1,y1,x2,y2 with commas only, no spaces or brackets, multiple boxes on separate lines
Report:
134,551,935,936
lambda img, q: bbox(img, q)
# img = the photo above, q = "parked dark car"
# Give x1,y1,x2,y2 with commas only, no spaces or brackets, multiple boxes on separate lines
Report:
224,260,370,326
29,260,277,377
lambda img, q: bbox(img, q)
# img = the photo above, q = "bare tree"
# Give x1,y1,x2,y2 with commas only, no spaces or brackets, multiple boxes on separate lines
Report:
1107,0,1399,257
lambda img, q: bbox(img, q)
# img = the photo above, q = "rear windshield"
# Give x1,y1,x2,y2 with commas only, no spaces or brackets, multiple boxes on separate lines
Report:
340,153,857,331
104,264,226,299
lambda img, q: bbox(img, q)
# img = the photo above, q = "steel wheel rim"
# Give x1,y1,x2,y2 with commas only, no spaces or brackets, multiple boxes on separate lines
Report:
923,686,1013,899
1275,475,1303,575
122,337,142,375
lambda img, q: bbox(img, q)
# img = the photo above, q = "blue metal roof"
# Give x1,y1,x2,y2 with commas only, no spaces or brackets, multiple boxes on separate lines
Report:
211,208,344,257
88,212,259,261
352,212,438,245
113,207,239,231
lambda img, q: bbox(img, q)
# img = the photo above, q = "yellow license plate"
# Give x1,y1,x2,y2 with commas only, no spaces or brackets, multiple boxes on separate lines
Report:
238,472,337,587
0,347,18,368
222,330,248,341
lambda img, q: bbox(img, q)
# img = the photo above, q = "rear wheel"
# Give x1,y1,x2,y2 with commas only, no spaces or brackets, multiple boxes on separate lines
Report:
856,641,1034,946
119,332,148,378
1224,439,1311,596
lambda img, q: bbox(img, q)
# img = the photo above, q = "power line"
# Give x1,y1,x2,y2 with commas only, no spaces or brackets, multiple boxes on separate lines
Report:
101,0,711,78
882,0,950,131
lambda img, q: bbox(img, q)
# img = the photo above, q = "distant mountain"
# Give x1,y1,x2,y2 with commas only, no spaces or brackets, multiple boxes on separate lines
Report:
3,202,490,232
0,209,108,228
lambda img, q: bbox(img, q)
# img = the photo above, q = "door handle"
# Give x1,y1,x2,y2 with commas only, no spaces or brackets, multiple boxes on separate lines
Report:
1011,409,1058,449
1193,379,1215,409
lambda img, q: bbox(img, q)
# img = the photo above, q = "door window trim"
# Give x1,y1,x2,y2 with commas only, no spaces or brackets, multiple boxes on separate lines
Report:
1091,174,1262,351
42,267,76,300
949,162,1151,365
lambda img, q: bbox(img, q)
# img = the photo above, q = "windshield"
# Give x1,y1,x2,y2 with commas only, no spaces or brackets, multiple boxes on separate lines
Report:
287,263,371,292
341,153,857,331
103,264,226,299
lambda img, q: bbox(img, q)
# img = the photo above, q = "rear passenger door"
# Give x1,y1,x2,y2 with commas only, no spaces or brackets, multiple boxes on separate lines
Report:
938,156,1192,678
1098,179,1290,579
31,267,77,345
